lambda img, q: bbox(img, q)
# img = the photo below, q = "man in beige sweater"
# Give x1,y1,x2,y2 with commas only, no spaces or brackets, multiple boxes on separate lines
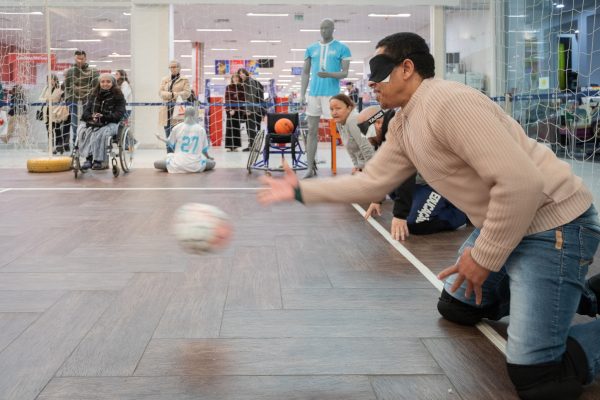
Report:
259,32,600,399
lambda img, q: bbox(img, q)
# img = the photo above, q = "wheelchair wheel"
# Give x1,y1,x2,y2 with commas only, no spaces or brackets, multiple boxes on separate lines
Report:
246,130,265,174
112,157,120,177
119,126,134,173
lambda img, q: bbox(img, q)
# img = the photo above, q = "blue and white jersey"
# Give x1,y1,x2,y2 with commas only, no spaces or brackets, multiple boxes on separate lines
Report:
304,40,351,96
166,122,210,173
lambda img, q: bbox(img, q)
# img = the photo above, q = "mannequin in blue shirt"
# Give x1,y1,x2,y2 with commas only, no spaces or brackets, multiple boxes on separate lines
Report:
299,19,351,179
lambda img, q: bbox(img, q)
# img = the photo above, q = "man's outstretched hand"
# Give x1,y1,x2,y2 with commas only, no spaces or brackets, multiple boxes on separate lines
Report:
257,161,300,205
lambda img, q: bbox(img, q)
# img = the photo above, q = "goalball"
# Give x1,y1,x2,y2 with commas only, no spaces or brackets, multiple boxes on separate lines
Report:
172,203,233,255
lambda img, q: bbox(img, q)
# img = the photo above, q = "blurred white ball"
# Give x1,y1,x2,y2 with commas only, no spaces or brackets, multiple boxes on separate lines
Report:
172,203,233,255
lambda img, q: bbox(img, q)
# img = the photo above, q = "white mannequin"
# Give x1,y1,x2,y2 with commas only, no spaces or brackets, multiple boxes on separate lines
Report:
300,18,351,178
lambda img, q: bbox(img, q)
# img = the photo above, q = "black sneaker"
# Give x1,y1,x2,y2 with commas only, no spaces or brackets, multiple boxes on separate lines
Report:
242,147,250,152
81,160,92,170
91,161,103,170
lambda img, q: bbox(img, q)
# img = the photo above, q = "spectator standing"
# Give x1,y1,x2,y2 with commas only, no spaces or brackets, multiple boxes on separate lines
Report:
159,60,191,154
64,50,99,144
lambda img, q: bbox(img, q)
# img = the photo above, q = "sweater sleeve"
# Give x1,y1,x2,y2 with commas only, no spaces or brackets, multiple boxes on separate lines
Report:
430,90,545,271
300,116,417,205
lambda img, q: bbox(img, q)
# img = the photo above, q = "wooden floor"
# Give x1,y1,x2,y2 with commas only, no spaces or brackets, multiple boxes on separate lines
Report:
0,168,599,400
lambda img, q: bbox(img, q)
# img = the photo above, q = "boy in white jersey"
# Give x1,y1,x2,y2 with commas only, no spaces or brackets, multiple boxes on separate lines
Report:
154,107,215,173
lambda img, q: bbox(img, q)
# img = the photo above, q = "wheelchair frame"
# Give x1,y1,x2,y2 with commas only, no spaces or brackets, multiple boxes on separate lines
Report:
246,114,308,174
71,121,135,178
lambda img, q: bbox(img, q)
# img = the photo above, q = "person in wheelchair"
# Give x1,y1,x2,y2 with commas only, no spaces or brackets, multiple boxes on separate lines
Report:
154,107,215,173
77,73,126,170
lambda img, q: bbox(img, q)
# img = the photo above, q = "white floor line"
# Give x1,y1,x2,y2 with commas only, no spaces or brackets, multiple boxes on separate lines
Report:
0,189,11,194
352,203,507,355
3,187,262,191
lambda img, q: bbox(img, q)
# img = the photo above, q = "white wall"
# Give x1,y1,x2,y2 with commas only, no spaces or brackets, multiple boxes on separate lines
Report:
445,9,492,92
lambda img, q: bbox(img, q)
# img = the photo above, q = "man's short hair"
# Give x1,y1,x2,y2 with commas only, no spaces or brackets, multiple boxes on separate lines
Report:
376,32,435,79
74,50,86,56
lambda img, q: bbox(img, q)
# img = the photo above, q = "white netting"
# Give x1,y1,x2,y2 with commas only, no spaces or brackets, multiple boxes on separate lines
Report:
173,3,430,149
2,1,600,163
0,2,130,153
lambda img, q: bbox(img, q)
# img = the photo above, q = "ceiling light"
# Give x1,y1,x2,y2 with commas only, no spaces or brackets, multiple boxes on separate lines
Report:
259,72,273,75
181,68,191,71
252,55,277,58
281,68,291,72
0,28,23,31
211,77,225,80
279,75,295,78
123,12,131,16
50,47,78,51
0,11,43,15
211,48,238,51
285,61,304,64
197,28,232,32
92,28,128,32
556,3,565,8
246,13,289,17
368,13,411,18
180,55,192,58
250,40,281,43
290,48,306,52
277,79,292,82
174,39,191,43
108,53,131,58
345,78,359,81
89,60,113,63
355,72,363,75
340,40,371,44
350,61,363,64
68,39,102,42
205,72,216,75
300,29,319,32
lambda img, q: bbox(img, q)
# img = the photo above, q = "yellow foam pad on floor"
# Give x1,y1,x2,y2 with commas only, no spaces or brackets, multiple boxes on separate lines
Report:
27,156,72,173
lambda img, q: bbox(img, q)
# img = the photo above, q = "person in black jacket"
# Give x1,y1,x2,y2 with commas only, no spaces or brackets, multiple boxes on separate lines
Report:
237,68,266,151
76,74,126,170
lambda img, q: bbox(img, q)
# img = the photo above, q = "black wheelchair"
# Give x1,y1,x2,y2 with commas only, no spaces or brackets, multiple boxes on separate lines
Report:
246,112,307,174
71,121,135,178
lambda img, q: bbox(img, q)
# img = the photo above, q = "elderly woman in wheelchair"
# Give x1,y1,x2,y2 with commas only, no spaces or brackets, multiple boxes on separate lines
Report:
75,73,126,171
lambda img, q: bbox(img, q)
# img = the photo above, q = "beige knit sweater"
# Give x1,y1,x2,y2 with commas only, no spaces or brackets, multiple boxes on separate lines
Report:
299,78,593,272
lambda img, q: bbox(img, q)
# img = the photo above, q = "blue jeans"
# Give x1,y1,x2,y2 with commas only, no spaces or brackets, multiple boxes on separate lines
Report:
444,205,600,383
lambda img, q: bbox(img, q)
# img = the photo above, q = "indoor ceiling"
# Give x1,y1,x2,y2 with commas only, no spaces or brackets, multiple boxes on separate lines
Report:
1,3,434,88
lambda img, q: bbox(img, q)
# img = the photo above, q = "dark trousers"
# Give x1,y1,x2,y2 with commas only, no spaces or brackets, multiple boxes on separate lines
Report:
225,111,242,149
245,111,262,147
48,119,71,153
